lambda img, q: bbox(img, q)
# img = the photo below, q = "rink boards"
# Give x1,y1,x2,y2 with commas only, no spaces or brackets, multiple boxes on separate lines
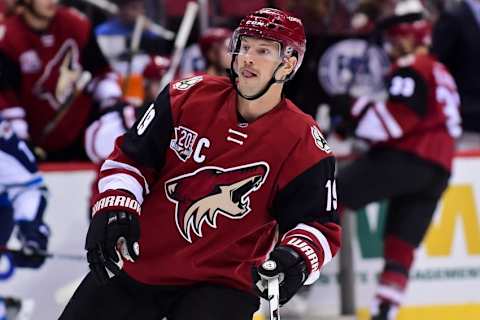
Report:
1,154,480,320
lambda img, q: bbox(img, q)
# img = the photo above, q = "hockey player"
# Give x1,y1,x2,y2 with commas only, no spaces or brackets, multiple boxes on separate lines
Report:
0,0,19,22
60,8,341,320
0,117,50,268
0,0,124,160
334,1,461,319
142,55,171,104
198,27,232,77
0,117,50,319
0,117,50,320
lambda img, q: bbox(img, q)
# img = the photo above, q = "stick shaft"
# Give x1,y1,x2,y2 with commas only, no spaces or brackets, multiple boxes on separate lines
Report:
158,1,199,92
0,246,85,261
268,277,280,320
80,0,174,40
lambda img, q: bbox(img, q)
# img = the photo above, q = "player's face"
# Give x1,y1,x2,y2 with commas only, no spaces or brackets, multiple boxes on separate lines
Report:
208,38,231,73
120,1,145,24
234,37,283,96
30,0,58,19
384,34,416,59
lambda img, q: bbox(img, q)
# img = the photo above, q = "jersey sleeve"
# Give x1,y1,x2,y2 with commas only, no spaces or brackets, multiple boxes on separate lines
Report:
98,86,174,203
0,50,27,138
84,106,135,164
271,124,341,285
353,67,427,142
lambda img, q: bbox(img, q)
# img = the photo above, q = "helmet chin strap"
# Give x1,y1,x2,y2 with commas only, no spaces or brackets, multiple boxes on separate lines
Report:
227,55,287,101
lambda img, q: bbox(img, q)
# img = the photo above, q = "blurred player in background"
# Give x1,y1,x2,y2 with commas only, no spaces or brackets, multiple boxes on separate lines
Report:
0,117,49,319
84,54,171,165
60,8,341,320
179,27,232,78
95,0,169,57
0,0,19,22
198,27,232,77
95,0,172,107
142,55,171,104
84,54,170,209
332,1,461,319
0,0,124,161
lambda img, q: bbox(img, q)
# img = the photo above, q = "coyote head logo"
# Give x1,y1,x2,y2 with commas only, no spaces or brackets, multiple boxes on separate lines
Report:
165,162,269,242
33,39,83,109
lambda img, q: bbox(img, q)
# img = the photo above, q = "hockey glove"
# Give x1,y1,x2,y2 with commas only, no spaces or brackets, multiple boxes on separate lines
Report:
86,190,141,285
14,220,50,268
252,245,308,305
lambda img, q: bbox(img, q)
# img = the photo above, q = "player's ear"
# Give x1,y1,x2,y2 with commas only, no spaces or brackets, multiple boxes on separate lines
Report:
279,56,297,80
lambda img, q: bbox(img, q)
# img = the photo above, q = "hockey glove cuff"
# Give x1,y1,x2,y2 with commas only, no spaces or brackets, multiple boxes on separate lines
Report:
86,189,141,285
281,236,321,285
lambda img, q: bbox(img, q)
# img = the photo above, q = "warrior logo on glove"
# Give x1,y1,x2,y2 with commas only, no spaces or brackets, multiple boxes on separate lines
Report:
165,162,269,242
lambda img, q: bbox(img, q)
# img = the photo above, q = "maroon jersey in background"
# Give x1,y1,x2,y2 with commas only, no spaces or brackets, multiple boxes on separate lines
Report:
98,75,341,292
0,6,113,152
353,53,461,171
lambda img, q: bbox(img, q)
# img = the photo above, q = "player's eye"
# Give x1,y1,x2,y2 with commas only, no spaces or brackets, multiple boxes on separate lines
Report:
239,44,250,54
256,48,271,56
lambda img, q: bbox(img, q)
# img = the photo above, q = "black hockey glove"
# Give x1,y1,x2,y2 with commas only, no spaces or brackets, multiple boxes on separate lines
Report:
329,94,353,119
252,245,308,305
14,220,50,268
329,94,357,138
86,190,141,285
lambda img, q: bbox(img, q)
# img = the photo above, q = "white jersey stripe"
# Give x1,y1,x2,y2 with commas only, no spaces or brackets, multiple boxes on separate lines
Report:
375,102,403,139
352,96,371,116
228,128,248,138
98,173,145,204
101,159,149,194
355,107,390,141
376,284,405,304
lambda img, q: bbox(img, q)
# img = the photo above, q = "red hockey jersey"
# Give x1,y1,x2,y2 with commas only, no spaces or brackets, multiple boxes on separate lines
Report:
99,75,341,292
352,53,461,171
0,6,113,152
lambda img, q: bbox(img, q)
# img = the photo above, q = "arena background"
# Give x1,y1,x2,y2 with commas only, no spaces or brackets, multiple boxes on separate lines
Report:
2,0,479,319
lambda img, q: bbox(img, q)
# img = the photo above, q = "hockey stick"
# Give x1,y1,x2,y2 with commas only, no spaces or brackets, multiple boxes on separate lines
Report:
267,276,281,320
198,0,209,35
158,1,199,92
80,0,175,40
259,259,281,320
40,71,92,139
122,15,146,94
0,246,86,261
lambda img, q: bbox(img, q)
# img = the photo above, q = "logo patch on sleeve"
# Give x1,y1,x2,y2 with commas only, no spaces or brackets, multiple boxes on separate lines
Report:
170,126,199,161
173,76,203,90
311,126,331,153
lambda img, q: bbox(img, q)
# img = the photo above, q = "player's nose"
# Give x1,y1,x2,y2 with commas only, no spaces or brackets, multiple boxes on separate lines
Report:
243,56,254,66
